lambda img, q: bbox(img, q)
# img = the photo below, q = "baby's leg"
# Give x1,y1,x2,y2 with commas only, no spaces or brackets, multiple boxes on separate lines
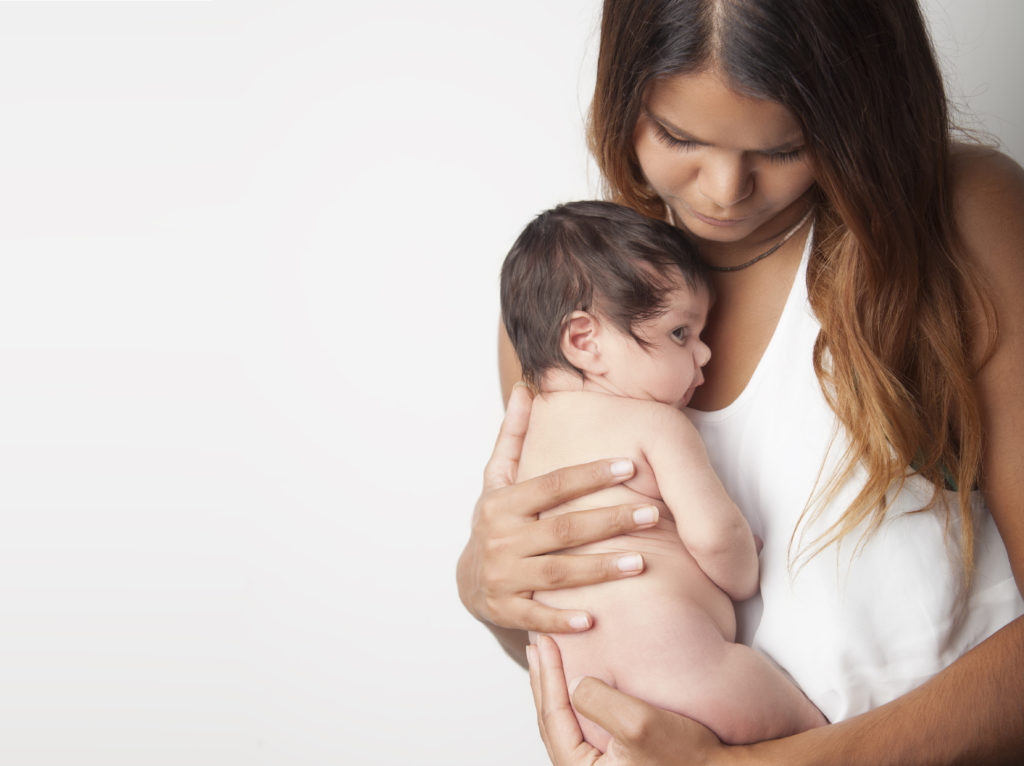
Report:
604,599,826,745
541,630,619,751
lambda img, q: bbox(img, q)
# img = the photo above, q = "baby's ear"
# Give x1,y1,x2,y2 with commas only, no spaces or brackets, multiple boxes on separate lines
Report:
560,311,607,374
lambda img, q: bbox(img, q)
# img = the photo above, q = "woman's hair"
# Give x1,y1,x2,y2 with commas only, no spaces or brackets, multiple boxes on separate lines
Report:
501,200,712,390
589,0,995,572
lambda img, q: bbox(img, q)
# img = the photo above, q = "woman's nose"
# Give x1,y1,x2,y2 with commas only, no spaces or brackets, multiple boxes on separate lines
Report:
697,153,753,209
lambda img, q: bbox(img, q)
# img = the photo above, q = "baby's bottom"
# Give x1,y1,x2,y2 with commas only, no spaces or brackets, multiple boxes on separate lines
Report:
547,591,827,751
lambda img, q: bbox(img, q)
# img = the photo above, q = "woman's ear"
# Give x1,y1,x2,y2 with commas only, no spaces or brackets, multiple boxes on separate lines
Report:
560,311,607,375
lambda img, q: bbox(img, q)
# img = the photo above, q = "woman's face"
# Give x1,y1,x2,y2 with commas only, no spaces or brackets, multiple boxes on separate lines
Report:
633,70,816,245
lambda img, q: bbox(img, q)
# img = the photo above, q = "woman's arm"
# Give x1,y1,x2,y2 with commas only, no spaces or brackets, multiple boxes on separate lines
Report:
456,328,665,666
529,149,1024,765
960,148,1024,595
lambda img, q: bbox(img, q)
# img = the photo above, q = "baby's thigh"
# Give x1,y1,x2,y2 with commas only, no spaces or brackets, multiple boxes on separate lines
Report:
544,589,732,751
537,630,619,752
600,592,731,695
542,576,733,693
599,598,824,744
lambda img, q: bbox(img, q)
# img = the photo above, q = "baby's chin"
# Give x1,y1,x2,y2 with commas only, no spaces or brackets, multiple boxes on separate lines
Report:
647,383,701,409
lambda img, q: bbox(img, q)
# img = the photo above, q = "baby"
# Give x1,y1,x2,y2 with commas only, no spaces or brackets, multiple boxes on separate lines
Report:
501,201,826,750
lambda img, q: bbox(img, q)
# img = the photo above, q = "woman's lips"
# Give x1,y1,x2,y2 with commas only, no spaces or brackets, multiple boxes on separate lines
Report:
691,209,747,227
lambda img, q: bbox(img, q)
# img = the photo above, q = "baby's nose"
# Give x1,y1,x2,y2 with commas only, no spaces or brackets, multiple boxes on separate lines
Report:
697,341,712,367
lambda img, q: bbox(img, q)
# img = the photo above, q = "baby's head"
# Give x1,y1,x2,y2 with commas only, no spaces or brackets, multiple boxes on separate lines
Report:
501,201,713,407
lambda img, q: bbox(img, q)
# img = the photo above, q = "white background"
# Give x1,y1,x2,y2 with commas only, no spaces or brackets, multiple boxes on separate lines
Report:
0,1,1018,764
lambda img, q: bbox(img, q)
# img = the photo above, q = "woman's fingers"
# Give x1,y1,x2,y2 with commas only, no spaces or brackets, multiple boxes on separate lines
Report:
482,383,534,492
570,671,723,763
527,549,647,591
569,676,657,747
465,384,657,634
473,550,646,633
518,459,637,516
505,539,645,630
479,460,637,529
527,504,660,557
530,635,724,765
512,600,596,636
527,644,557,764
530,636,601,765
467,504,656,631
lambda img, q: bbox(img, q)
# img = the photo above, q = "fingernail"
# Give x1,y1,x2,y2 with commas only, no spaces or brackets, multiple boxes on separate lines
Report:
568,614,591,631
568,676,583,697
632,505,658,525
617,554,643,573
610,459,634,477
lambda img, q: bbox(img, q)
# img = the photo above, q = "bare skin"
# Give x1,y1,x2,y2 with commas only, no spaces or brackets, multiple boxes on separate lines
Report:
524,144,1024,766
457,68,1024,763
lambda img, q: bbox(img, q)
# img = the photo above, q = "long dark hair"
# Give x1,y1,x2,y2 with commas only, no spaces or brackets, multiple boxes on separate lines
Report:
589,0,994,571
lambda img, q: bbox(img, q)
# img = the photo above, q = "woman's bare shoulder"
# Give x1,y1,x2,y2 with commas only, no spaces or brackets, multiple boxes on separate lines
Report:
951,148,1024,588
951,145,1024,242
950,145,1024,280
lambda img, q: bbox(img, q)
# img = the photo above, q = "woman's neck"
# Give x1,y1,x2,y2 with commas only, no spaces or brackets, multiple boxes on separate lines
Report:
692,197,815,271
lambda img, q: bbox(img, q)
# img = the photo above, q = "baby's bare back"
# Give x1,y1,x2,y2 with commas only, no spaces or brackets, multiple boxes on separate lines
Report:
520,392,826,748
520,391,735,639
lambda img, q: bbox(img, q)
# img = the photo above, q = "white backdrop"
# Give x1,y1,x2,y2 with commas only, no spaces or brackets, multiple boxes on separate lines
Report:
0,2,1018,764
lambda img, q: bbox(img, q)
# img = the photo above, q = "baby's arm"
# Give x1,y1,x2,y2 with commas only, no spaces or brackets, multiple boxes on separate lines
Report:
644,405,758,600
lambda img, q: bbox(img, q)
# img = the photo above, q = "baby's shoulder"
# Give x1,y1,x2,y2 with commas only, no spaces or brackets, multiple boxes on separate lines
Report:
583,394,698,443
531,392,694,444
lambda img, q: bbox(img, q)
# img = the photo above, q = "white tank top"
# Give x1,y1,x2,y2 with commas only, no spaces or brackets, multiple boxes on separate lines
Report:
686,228,1024,723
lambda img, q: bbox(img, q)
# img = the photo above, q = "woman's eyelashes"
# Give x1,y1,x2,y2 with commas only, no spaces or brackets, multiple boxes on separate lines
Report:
652,123,698,151
764,147,806,164
651,121,805,163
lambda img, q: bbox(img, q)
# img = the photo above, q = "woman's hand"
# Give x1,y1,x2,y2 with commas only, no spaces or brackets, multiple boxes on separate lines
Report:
528,635,727,765
456,384,663,638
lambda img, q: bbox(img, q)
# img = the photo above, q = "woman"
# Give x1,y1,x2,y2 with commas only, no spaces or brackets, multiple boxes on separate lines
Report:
457,0,1024,762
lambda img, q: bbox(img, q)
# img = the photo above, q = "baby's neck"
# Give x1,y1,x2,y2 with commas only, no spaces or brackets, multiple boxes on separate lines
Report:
538,368,622,398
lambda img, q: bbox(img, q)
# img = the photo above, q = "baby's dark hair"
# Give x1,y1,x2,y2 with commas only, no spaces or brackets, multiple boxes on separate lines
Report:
501,200,712,389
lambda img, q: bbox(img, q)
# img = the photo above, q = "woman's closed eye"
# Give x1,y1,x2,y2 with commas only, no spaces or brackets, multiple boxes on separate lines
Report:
764,146,805,164
652,118,805,164
653,123,699,151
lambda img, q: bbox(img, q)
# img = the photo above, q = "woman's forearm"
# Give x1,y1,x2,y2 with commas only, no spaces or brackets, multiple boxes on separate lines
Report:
737,616,1024,766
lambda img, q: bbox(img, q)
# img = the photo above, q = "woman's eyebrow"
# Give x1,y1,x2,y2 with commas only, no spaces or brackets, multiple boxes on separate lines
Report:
644,108,804,153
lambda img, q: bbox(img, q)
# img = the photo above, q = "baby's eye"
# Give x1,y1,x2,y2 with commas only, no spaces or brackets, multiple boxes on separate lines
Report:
671,326,689,344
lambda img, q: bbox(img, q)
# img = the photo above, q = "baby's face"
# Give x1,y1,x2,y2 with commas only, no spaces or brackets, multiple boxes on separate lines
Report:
600,281,712,409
